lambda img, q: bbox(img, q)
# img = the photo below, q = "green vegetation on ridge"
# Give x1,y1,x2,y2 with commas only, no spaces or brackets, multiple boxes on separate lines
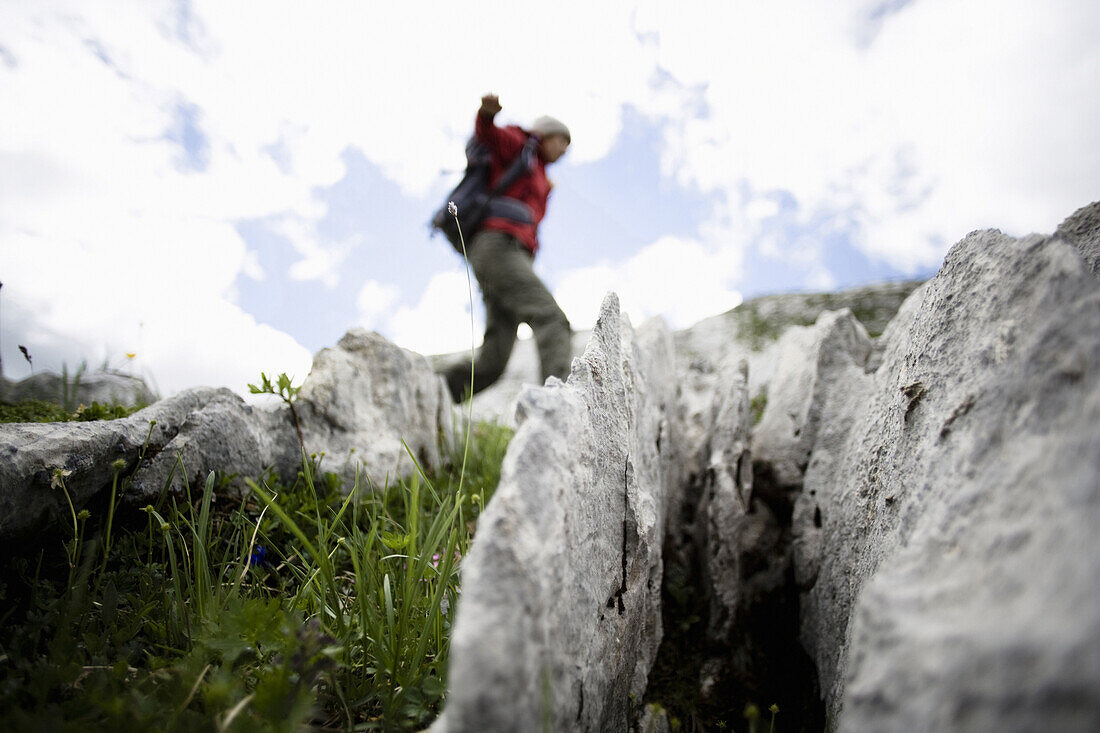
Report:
0,420,513,731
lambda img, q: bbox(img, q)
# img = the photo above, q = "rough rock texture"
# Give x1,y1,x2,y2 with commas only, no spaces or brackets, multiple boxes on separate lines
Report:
1055,200,1100,277
788,227,1100,731
433,294,682,732
2,371,157,408
695,362,757,644
0,329,453,541
752,310,873,494
673,280,922,397
668,356,824,728
0,388,299,539
296,329,453,486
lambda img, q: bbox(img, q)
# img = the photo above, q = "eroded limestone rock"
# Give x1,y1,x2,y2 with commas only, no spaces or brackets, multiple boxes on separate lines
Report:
697,362,758,644
1055,200,1100,277
791,226,1100,731
752,310,872,496
0,329,454,541
296,328,454,487
434,294,682,733
0,388,299,539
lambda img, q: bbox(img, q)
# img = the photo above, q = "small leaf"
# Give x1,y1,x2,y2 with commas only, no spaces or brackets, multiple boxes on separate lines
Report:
381,531,410,550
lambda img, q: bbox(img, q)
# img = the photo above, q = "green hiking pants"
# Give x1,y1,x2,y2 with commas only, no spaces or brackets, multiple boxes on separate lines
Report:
443,230,572,402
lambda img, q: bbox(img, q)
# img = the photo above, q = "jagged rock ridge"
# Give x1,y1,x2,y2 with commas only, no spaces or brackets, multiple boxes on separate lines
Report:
2,200,1097,731
0,330,451,539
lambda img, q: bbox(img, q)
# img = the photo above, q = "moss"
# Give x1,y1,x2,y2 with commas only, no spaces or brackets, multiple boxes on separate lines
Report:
750,389,768,426
729,280,925,350
0,399,73,423
0,399,142,424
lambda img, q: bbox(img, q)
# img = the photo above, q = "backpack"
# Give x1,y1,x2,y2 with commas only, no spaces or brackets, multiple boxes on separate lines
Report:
431,134,539,253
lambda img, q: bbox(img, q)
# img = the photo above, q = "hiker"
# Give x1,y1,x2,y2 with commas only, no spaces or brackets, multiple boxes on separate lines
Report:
441,93,573,403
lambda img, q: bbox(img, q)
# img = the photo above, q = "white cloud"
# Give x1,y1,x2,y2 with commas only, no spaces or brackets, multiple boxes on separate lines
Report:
554,236,743,331
268,216,350,289
647,0,1100,272
356,279,400,330
0,0,1096,390
386,271,484,356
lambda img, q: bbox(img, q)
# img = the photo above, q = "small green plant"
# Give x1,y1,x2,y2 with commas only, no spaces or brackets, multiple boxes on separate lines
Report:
742,701,780,733
50,466,86,589
249,371,305,449
750,388,768,426
59,361,87,412
448,200,478,492
0,420,512,731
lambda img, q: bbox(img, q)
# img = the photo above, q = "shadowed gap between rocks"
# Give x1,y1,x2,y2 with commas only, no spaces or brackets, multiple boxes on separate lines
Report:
643,458,825,732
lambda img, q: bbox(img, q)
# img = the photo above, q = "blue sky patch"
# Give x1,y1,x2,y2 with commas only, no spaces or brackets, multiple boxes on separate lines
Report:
166,101,210,172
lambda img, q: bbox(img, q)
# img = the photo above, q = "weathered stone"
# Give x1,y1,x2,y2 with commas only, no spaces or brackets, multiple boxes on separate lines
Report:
696,362,758,644
1,371,156,408
434,294,682,732
1055,200,1100,277
0,387,298,539
127,389,300,503
791,227,1100,731
672,280,921,399
679,358,823,726
0,329,455,541
752,309,873,493
297,329,454,486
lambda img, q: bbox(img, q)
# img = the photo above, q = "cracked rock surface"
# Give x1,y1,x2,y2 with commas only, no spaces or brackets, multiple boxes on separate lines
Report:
433,294,682,733
779,213,1100,731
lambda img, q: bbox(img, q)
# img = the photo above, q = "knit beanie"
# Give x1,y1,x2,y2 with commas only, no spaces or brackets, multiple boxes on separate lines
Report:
530,115,571,143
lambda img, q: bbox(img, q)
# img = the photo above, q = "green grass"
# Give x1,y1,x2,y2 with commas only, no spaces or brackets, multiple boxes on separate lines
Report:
0,420,513,731
0,398,143,423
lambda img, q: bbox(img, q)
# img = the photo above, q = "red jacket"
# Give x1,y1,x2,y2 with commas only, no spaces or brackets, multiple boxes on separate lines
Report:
475,113,552,255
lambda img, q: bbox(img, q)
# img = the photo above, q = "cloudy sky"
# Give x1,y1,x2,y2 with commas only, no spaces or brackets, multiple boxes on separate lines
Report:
2,1,1097,398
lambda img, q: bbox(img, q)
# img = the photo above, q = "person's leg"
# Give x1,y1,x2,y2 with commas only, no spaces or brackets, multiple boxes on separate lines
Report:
468,233,572,385
444,298,517,402
443,231,520,402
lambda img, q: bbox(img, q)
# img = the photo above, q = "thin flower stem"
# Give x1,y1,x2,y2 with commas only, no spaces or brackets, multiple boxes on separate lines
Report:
450,203,475,494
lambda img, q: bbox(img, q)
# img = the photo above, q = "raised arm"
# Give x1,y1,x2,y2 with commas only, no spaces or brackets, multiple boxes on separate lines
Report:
474,93,525,161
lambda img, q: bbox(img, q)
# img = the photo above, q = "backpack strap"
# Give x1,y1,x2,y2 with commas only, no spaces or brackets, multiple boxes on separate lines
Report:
488,134,539,196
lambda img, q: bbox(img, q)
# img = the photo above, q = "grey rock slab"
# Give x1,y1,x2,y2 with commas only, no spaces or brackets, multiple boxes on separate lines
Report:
430,281,921,436
791,225,1100,731
296,328,454,487
127,390,300,503
434,293,682,733
1055,199,1100,278
0,387,298,539
0,329,457,541
2,371,157,408
670,281,920,481
752,309,873,492
695,361,770,645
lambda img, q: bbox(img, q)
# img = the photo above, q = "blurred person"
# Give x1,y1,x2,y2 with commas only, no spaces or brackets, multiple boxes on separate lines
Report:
441,93,573,403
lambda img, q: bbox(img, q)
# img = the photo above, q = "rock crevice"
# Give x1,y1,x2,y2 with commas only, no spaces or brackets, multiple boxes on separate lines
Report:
433,294,681,732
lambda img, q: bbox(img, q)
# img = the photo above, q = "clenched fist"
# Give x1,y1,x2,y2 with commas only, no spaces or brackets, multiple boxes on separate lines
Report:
479,93,502,118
